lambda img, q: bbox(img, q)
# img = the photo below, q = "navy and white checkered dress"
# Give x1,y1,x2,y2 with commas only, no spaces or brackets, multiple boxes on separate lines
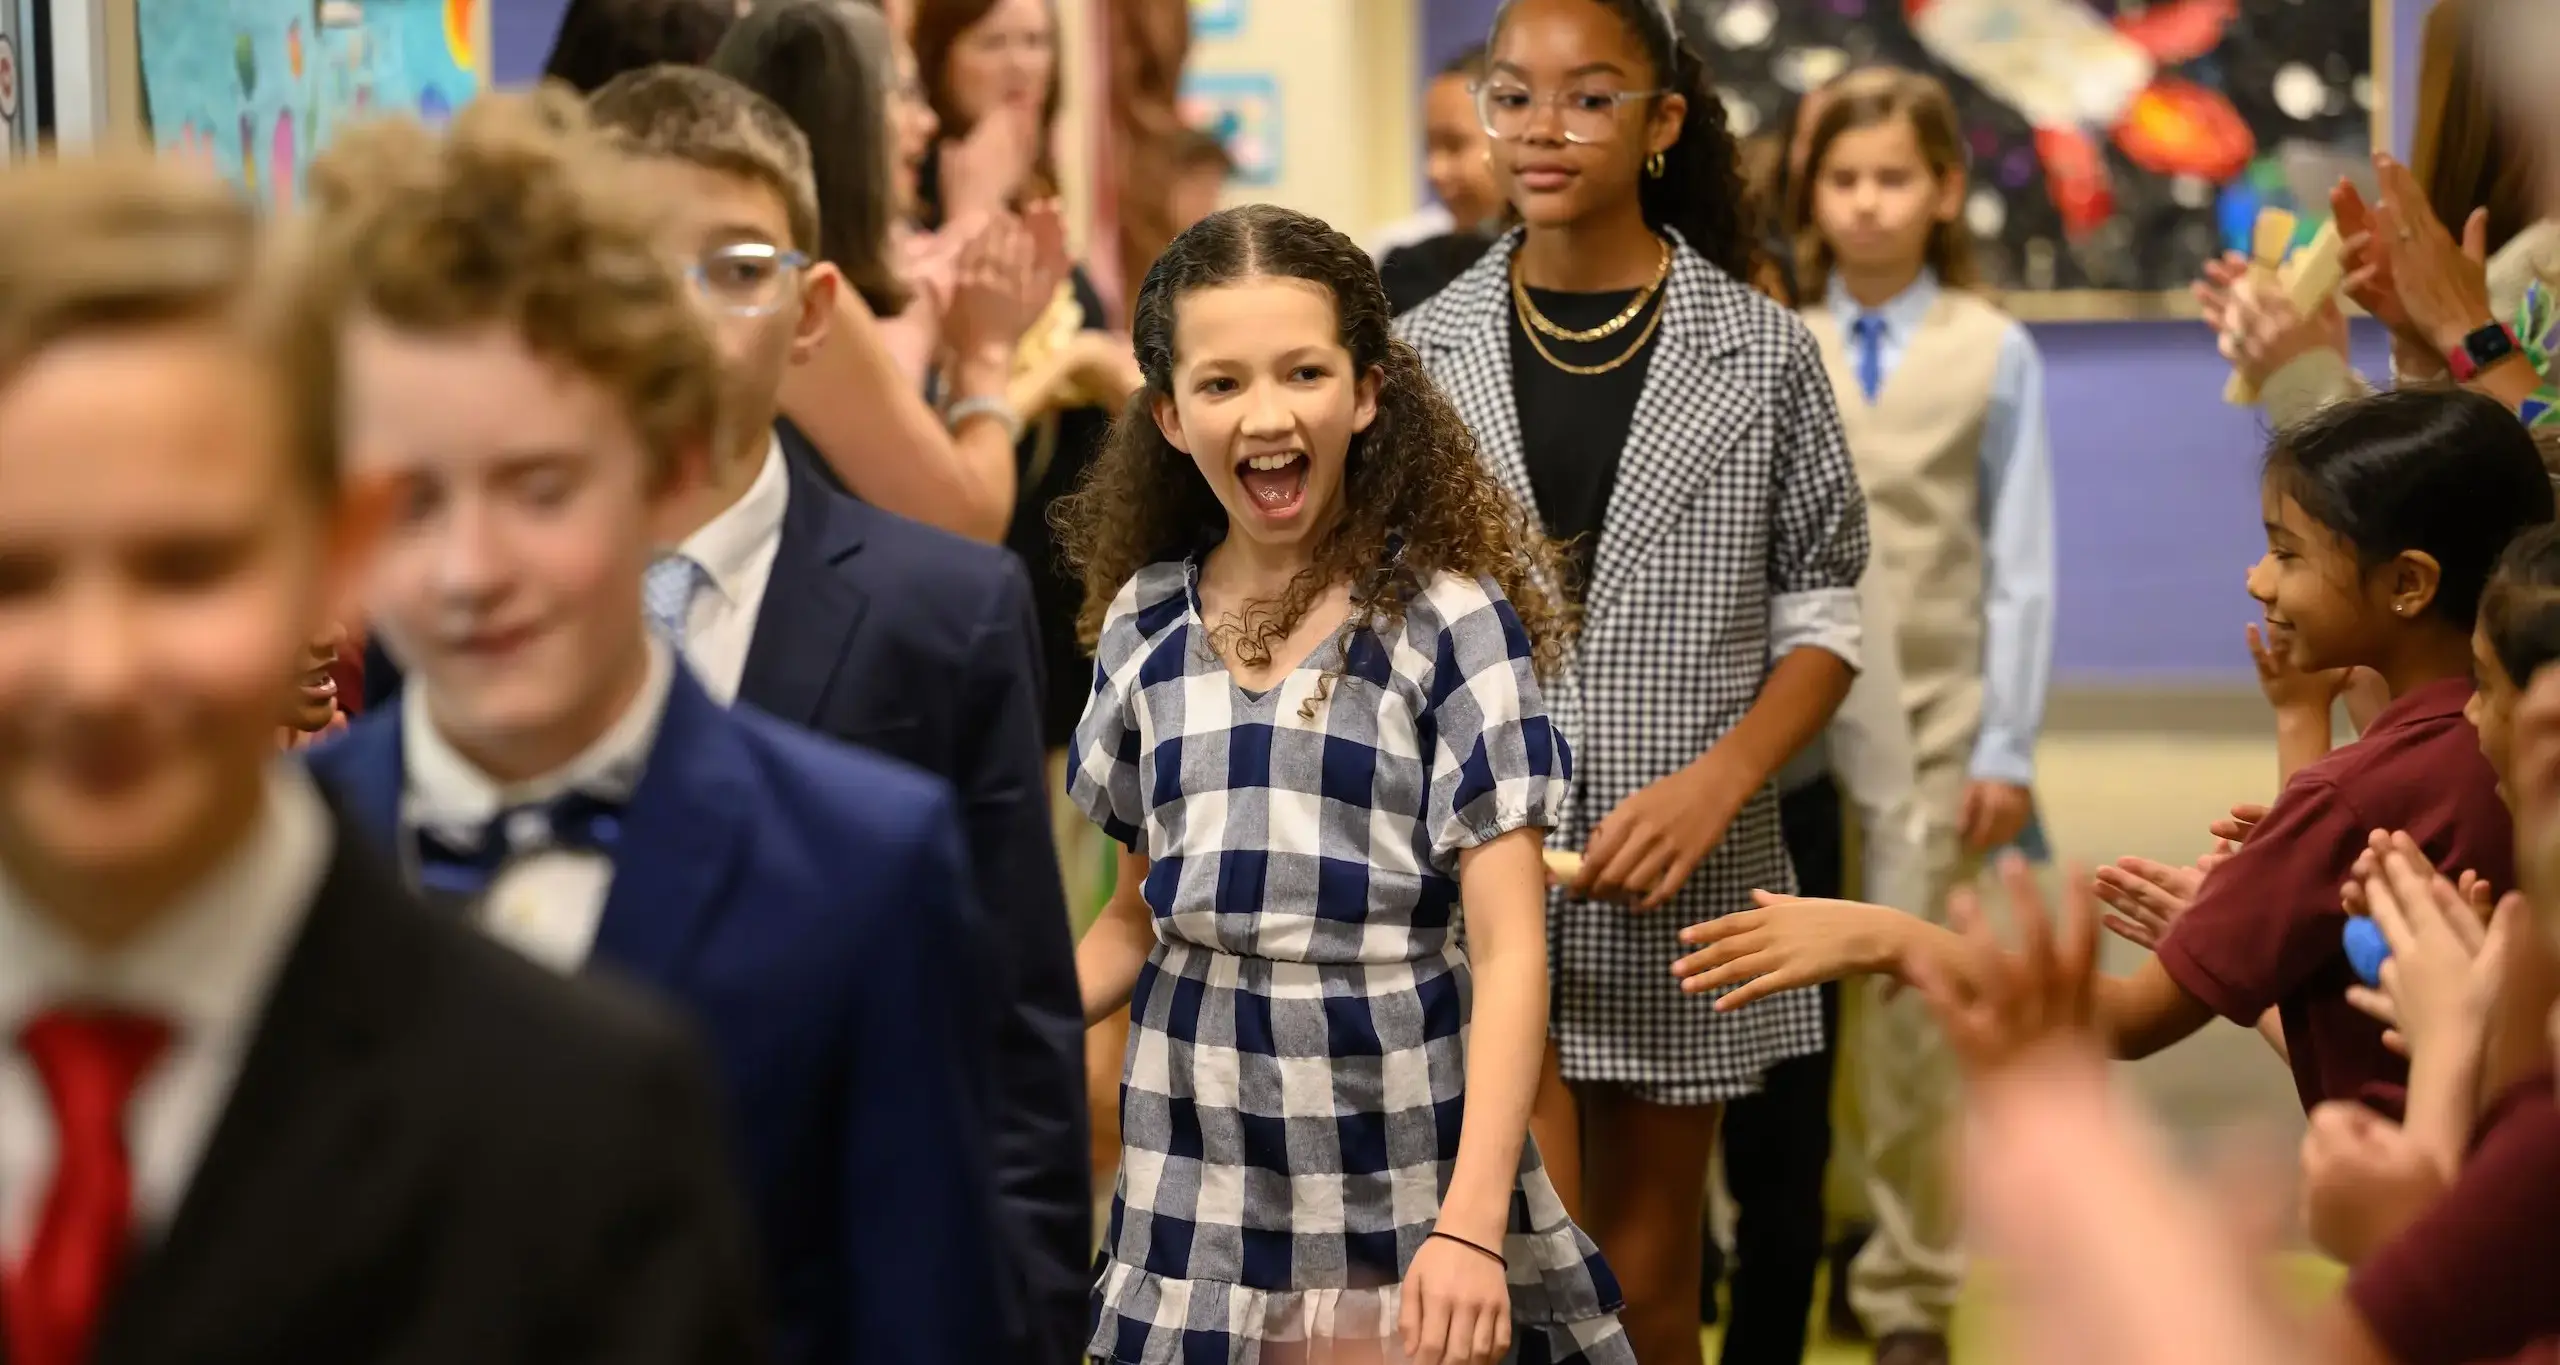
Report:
1070,561,1633,1365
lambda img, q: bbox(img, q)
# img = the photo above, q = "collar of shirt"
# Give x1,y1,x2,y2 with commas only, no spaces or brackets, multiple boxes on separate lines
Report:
1826,266,1941,345
2364,676,2477,736
401,636,674,840
0,764,330,1046
676,435,789,615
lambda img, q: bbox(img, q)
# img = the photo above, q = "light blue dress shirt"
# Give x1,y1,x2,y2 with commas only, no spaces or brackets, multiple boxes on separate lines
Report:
1826,269,2057,786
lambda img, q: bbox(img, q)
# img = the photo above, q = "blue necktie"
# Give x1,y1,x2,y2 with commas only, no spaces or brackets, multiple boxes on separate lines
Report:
644,553,708,650
1852,314,1887,403
414,790,629,905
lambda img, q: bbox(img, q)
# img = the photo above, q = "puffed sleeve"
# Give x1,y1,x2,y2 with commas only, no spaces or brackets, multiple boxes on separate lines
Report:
1419,575,1573,868
1065,579,1153,852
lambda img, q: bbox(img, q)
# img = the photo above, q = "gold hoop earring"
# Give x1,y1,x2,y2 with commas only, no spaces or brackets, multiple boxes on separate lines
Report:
1646,151,1665,178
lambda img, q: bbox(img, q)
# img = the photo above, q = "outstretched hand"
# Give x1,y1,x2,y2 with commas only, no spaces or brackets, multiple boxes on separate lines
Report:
1910,854,2103,1075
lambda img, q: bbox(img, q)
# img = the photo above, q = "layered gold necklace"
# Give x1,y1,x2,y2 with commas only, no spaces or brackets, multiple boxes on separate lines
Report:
1512,235,1671,376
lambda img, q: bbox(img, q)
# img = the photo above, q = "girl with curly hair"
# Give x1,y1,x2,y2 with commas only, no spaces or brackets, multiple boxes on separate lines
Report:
1059,202,1633,1365
1396,2,1871,1361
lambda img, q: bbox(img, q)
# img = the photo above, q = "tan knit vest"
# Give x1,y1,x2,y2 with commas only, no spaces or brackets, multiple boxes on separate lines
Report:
1802,289,2012,790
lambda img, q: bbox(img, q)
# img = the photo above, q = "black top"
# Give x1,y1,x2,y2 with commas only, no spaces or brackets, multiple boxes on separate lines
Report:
1381,231,1497,316
1509,281,1663,598
1003,267,1120,748
79,811,766,1365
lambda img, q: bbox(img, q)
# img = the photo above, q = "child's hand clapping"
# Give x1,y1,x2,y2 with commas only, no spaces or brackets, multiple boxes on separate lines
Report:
1910,855,2102,1074
2344,837,2515,1061
2092,851,2219,950
2299,1100,2447,1264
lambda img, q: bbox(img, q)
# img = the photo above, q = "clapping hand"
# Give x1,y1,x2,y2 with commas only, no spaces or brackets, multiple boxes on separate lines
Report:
1911,854,2102,1075
2196,252,2348,386
2299,1101,2447,1263
2093,852,2218,950
2342,835,2514,1060
2356,153,2496,358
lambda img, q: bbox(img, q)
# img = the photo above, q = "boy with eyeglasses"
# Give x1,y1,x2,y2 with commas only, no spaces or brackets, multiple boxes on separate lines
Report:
301,89,1003,1365
580,64,1092,1365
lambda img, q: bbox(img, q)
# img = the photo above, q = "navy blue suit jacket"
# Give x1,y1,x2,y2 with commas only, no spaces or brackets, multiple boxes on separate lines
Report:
308,667,1003,1365
762,421,1089,1361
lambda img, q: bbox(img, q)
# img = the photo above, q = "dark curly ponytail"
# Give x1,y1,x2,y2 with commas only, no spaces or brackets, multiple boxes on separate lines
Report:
1491,0,1759,282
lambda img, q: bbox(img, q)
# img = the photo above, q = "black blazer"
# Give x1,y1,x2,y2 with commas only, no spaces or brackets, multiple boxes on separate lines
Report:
7,809,768,1365
761,421,1089,1363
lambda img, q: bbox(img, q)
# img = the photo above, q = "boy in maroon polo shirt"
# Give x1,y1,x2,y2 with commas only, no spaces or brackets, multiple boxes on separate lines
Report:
1670,389,2548,1110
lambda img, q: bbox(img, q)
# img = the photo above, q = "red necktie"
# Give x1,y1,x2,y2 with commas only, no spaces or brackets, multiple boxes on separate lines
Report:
3,1009,171,1365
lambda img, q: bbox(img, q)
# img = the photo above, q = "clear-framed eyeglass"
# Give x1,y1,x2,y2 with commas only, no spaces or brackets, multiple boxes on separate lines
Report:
1474,80,1670,145
683,242,813,318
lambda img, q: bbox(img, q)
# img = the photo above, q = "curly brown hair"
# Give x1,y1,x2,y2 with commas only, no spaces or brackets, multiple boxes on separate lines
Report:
294,86,719,488
1053,203,1571,698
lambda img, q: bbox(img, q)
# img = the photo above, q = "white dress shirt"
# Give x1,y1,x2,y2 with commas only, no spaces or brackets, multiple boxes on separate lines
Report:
668,437,789,705
400,640,673,974
0,765,331,1261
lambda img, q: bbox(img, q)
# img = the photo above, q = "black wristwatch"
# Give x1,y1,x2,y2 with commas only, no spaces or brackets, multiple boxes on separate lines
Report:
2446,319,2521,381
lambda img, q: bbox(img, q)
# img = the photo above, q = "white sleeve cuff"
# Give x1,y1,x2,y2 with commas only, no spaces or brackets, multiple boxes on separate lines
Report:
1770,588,1861,673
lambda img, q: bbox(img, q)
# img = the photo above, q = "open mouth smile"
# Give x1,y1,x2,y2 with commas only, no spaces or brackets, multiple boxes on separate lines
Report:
1236,451,1310,520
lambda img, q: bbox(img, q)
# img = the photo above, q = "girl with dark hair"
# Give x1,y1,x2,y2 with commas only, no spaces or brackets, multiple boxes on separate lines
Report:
1061,203,1632,1365
541,0,735,93
1396,3,1869,1360
708,0,1069,544
909,0,1145,918
1678,385,2547,1127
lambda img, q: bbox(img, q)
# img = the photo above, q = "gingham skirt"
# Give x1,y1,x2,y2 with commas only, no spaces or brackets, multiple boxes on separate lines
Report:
1089,941,1632,1365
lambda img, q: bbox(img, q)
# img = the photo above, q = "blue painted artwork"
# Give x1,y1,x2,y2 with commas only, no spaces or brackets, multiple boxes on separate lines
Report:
1190,0,1245,41
139,0,481,210
1179,72,1281,187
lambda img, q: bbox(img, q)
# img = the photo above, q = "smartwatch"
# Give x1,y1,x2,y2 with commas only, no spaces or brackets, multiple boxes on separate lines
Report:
2446,319,2521,381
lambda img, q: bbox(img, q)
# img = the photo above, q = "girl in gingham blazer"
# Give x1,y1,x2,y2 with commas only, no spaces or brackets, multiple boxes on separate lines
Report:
1060,204,1633,1365
1399,0,1868,1357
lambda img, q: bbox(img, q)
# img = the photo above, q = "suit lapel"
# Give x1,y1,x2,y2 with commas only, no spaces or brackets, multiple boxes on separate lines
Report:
738,425,871,727
94,820,416,1365
1413,234,1541,528
589,667,752,986
1582,241,1757,618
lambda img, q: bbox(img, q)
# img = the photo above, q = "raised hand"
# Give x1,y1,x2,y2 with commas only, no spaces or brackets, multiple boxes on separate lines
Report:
2359,842,2515,1057
941,212,1042,362
1911,854,2102,1074
2299,1101,2446,1263
2361,152,2495,358
2092,855,2204,950
937,106,1040,224
2197,252,2349,386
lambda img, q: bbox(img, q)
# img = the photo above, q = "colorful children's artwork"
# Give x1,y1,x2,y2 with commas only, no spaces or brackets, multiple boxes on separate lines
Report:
139,0,481,208
1189,0,1246,41
1179,71,1280,186
1698,0,2376,308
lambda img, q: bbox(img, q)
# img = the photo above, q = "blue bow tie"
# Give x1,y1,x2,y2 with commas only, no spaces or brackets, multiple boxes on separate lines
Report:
413,790,629,904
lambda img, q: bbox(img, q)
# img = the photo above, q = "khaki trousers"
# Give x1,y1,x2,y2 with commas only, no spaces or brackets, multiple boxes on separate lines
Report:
1840,754,1972,1338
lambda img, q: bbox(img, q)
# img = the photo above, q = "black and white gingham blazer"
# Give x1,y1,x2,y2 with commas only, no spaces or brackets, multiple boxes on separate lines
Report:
1397,229,1871,1102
